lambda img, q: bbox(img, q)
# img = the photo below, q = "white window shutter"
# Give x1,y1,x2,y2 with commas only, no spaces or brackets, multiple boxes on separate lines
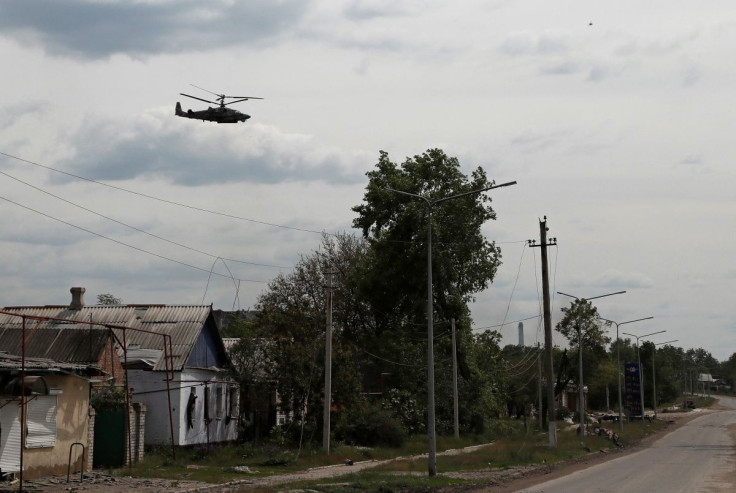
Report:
25,396,57,448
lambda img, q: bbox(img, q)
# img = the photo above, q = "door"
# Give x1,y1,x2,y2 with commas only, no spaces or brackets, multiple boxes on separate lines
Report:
93,410,126,468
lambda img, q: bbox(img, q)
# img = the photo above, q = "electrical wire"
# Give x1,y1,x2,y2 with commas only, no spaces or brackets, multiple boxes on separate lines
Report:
473,314,541,332
0,168,290,270
0,150,327,235
361,349,425,369
0,194,266,284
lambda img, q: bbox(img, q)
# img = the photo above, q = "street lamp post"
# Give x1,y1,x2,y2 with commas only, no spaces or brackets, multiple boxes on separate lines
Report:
557,291,625,440
622,330,666,421
600,316,653,432
386,180,516,476
652,339,678,419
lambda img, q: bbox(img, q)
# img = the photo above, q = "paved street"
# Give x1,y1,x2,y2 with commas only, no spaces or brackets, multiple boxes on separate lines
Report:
512,396,736,492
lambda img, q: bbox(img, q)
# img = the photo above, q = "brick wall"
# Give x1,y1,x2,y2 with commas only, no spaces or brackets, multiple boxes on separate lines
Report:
87,407,96,471
125,402,146,464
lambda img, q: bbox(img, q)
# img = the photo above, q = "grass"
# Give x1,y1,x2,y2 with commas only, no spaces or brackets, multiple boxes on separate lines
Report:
112,414,680,490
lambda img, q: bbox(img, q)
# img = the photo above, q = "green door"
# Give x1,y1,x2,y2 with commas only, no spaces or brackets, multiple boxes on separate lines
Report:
93,410,126,468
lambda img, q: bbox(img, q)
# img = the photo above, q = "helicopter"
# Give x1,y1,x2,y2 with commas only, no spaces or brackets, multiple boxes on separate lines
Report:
176,85,263,123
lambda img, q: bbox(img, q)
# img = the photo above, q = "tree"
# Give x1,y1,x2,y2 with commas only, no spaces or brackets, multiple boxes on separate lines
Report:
555,299,612,409
352,149,503,327
351,149,507,430
252,233,368,440
97,293,122,305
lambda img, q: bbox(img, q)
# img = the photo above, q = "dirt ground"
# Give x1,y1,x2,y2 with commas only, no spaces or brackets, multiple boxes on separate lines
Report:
0,410,707,493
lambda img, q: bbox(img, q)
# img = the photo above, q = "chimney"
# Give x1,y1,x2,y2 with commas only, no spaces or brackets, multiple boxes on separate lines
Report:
518,322,524,347
70,287,86,310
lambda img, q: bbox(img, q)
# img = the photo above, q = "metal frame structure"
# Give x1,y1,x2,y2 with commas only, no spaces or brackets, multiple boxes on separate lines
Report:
0,310,178,490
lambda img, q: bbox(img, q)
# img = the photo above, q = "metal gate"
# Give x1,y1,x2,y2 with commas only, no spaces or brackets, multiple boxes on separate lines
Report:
93,410,125,468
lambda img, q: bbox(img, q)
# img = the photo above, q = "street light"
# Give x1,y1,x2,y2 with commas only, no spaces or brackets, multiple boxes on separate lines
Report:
557,291,625,439
386,180,516,476
600,316,654,432
652,339,678,418
622,330,666,421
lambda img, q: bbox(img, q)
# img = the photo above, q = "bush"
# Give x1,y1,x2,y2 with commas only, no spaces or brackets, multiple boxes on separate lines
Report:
90,384,126,411
380,388,425,435
555,406,573,421
334,402,405,448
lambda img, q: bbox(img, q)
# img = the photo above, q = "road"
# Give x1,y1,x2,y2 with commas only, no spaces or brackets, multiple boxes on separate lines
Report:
513,396,736,493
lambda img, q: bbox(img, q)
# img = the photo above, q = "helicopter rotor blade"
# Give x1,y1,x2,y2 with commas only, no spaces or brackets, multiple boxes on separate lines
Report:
189,84,224,99
224,96,264,100
223,98,262,106
180,93,217,105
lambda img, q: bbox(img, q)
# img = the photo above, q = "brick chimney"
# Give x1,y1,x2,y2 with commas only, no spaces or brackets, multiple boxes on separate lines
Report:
70,287,86,310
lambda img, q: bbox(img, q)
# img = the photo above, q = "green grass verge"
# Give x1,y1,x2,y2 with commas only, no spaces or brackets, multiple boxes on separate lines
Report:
112,417,674,489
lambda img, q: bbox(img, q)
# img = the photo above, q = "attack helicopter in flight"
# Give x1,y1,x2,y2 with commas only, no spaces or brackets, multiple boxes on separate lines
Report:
176,85,263,123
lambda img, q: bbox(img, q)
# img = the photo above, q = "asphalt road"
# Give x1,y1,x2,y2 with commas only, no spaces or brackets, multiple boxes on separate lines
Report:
513,396,736,493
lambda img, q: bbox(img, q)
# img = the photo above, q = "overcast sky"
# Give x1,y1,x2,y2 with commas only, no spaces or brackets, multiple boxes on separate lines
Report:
1,0,734,361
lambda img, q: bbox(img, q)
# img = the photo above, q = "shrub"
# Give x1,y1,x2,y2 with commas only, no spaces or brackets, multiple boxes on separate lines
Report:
334,402,405,448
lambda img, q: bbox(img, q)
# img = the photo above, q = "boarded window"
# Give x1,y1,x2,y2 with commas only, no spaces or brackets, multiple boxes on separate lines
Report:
228,386,239,418
26,396,57,448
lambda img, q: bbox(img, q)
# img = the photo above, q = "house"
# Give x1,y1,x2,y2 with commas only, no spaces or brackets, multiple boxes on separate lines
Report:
2,287,239,453
0,315,124,480
120,304,239,447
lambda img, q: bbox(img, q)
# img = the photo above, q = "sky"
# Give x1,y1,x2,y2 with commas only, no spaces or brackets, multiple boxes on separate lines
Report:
0,0,734,360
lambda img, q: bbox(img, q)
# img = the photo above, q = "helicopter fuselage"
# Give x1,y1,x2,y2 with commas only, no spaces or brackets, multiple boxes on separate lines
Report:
176,102,250,123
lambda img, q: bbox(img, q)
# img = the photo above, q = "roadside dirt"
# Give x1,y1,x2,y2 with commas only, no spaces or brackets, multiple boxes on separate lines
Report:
0,410,709,493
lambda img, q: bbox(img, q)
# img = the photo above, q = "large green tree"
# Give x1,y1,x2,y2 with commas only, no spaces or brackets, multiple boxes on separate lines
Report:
351,149,507,429
251,233,367,439
352,149,503,327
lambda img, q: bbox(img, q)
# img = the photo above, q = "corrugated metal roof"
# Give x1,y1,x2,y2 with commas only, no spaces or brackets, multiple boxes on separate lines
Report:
0,351,95,372
0,304,213,372
0,327,110,364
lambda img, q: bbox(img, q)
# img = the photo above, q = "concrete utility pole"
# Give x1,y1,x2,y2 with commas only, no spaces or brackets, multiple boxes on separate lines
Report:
537,343,543,430
529,217,557,447
577,324,585,438
452,318,459,439
322,269,334,453
387,180,516,476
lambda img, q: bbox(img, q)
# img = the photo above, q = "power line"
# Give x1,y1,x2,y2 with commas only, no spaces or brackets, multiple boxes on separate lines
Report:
473,314,541,332
0,168,290,270
0,150,327,236
0,194,267,284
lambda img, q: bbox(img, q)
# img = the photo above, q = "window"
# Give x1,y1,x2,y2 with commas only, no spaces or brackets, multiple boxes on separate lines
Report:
228,385,239,419
215,385,224,419
26,396,57,448
203,386,211,423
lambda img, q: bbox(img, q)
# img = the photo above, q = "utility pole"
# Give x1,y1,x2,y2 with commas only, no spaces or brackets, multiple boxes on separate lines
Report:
577,324,585,439
452,318,459,438
529,217,557,447
537,342,543,430
322,269,334,453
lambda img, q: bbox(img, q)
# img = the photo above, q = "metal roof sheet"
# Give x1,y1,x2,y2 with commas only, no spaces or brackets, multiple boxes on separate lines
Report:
0,327,110,364
0,305,214,372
